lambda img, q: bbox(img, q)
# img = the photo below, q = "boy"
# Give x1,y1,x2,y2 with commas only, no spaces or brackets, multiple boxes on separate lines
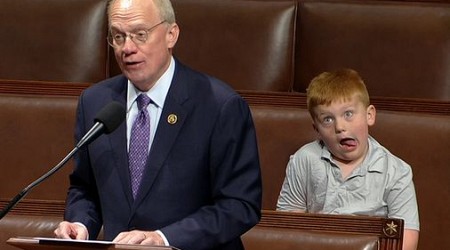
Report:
276,69,419,250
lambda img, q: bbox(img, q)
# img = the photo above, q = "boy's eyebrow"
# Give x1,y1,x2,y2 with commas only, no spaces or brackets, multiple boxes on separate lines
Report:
316,111,333,117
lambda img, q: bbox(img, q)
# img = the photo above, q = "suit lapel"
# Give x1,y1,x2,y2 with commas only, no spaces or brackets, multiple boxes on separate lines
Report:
107,76,135,206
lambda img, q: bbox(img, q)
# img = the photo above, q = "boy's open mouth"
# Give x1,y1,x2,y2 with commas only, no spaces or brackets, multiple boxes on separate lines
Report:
340,138,357,148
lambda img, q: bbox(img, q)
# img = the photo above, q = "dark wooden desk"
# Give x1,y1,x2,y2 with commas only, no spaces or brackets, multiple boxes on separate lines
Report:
7,237,179,250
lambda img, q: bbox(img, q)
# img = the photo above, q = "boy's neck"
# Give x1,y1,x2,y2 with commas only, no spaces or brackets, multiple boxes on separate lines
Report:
335,161,361,180
332,151,367,180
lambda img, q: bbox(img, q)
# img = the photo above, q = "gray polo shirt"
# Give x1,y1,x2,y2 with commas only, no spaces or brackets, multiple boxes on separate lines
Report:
277,136,420,231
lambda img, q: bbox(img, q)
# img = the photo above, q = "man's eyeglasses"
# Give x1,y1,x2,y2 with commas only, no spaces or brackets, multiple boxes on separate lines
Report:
107,20,166,48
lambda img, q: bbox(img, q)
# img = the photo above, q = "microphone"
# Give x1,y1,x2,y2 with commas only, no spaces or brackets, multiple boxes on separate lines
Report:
0,101,126,220
77,101,126,148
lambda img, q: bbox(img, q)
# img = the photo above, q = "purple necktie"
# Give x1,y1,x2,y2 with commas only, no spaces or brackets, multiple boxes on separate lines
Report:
129,94,151,199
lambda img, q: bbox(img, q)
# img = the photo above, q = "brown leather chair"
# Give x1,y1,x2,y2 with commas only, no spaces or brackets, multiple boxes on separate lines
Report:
294,0,450,101
0,0,109,83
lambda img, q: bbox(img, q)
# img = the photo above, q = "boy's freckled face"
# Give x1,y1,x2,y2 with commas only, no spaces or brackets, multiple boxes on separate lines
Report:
312,95,375,164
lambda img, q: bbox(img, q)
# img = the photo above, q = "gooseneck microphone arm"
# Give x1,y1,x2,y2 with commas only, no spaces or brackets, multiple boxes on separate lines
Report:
0,101,125,220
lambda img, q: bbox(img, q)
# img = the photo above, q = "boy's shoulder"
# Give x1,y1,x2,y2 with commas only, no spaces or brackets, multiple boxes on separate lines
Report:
367,136,413,174
293,140,323,157
290,140,329,169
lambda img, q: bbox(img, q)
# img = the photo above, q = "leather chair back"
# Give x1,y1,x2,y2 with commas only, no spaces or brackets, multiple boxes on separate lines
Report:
243,226,379,250
250,105,316,209
0,95,77,201
0,0,109,83
370,110,450,250
294,0,450,100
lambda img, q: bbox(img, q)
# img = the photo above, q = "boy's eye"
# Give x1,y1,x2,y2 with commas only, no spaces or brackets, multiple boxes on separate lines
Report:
344,111,354,119
322,117,334,125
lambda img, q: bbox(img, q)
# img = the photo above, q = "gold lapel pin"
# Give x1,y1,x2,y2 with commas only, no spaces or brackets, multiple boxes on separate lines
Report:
167,114,178,125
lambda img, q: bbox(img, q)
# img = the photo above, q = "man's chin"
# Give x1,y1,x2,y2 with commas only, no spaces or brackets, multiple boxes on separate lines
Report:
123,72,143,83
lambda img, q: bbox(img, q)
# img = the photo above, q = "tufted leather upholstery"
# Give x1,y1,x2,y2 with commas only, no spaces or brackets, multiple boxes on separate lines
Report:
370,110,450,245
250,105,316,209
294,0,450,100
0,0,109,83
243,226,379,250
0,95,77,201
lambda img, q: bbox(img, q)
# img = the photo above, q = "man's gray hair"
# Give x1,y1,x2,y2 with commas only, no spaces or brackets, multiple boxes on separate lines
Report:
107,0,176,24
154,0,176,24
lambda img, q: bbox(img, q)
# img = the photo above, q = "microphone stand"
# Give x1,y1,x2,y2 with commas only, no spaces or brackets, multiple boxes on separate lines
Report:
0,146,79,220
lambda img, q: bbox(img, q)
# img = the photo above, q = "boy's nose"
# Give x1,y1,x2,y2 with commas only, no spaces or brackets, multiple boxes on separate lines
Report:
334,118,346,133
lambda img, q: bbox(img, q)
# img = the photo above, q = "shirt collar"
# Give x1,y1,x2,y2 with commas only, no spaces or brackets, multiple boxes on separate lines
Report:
364,136,385,173
127,56,175,110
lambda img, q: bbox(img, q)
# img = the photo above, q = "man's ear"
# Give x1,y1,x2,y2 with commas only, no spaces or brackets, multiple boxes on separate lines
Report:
166,23,179,49
367,105,376,126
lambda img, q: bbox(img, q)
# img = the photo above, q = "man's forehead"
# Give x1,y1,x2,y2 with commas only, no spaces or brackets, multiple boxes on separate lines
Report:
117,0,133,9
109,0,156,24
111,0,150,10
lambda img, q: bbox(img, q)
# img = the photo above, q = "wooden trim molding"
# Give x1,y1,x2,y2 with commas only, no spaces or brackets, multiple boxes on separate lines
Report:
0,79,90,97
258,210,404,250
0,80,447,115
239,90,450,116
0,199,65,217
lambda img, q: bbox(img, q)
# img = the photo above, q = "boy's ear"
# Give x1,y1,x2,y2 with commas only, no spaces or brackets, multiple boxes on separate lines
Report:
312,122,318,132
367,105,376,126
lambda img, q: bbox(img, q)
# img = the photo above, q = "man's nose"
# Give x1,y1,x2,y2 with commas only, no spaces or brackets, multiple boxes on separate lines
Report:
121,36,138,54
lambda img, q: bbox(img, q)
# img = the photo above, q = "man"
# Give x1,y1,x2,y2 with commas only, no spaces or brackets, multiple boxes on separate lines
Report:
54,0,262,249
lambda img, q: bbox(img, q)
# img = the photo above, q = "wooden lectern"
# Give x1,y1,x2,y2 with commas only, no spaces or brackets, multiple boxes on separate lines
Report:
7,237,180,250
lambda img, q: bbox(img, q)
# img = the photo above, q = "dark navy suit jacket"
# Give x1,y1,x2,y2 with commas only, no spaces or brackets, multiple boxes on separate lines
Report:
64,59,262,250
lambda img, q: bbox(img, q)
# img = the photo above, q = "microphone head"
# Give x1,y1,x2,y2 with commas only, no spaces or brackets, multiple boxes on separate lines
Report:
94,101,126,134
